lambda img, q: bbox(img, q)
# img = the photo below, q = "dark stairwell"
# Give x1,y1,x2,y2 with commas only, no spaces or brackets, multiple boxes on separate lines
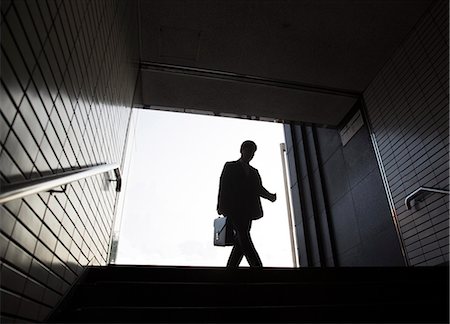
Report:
47,265,448,323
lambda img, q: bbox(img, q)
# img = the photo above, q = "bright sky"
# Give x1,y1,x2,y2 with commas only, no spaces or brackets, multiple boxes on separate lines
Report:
115,109,294,267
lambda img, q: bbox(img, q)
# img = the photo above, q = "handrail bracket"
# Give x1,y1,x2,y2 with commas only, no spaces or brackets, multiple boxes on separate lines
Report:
48,184,68,194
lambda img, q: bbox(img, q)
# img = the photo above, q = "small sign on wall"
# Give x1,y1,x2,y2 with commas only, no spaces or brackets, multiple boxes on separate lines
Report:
339,110,364,146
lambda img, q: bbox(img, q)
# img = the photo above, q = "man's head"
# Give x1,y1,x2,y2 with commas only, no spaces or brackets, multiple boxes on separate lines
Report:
240,140,257,163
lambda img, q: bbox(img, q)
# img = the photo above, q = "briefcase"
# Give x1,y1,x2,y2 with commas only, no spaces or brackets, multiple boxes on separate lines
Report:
213,216,234,246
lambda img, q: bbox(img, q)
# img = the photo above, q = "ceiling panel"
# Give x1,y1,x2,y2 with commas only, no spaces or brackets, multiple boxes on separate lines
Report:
138,0,433,125
141,70,357,126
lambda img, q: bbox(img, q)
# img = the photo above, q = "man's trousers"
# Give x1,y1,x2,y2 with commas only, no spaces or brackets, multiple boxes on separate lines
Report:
226,216,262,268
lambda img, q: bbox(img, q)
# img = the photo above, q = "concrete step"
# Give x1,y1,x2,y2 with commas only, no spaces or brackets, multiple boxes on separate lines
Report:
48,265,449,323
51,302,447,323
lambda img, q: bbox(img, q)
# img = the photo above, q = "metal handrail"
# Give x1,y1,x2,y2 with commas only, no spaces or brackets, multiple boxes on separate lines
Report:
405,187,450,210
0,163,121,204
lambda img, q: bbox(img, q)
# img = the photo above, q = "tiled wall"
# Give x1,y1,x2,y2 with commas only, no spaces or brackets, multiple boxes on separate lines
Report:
363,0,448,266
0,0,138,322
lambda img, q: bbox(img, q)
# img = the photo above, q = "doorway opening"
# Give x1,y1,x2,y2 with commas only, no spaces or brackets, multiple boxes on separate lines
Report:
112,108,295,267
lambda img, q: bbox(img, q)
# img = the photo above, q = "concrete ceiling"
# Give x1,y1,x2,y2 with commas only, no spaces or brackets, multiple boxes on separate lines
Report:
137,0,433,126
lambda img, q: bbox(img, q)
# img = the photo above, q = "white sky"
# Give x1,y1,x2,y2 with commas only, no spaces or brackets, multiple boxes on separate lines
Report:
115,109,294,267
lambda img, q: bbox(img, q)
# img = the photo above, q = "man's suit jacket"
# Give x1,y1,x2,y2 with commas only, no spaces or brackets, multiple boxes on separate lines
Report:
217,161,264,220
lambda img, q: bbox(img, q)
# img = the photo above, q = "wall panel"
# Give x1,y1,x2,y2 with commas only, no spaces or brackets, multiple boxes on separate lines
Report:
0,0,139,321
363,0,448,266
284,109,405,266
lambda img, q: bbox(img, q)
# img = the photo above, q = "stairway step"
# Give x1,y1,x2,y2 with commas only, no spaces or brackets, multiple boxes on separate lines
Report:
48,265,449,323
83,265,448,284
67,280,444,308
50,302,447,323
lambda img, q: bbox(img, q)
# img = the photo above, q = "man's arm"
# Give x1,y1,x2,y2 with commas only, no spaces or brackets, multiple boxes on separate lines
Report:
256,171,277,202
260,186,277,202
217,162,231,214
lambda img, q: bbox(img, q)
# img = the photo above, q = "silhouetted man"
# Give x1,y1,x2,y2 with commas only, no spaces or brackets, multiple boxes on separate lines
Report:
217,140,277,268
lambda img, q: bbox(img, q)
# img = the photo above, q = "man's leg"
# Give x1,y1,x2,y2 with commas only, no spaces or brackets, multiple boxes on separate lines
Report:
227,216,243,267
227,243,244,268
228,217,262,268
